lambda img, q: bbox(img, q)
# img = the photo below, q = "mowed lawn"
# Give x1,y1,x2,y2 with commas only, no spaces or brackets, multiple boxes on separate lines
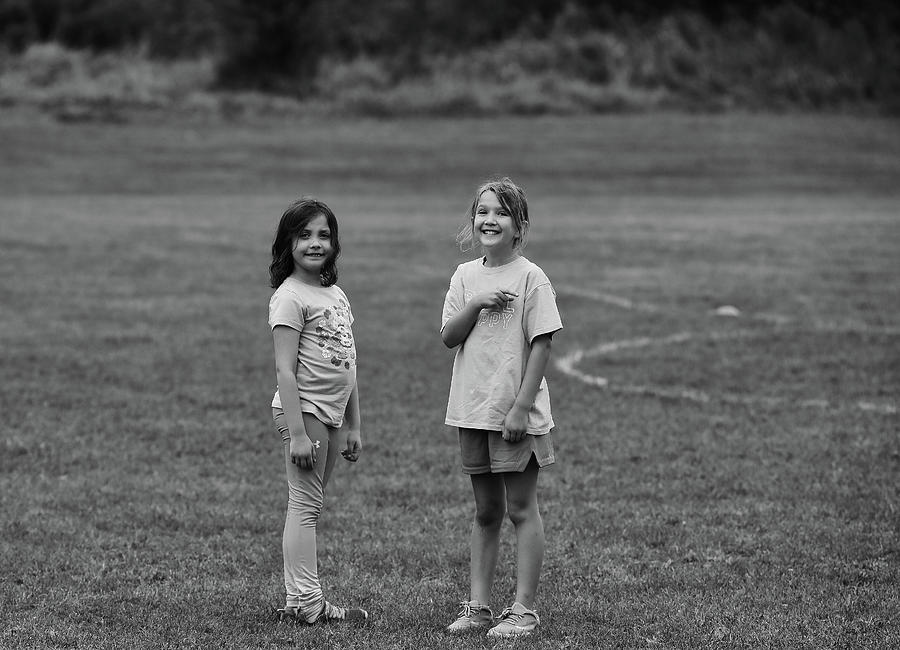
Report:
1,112,898,649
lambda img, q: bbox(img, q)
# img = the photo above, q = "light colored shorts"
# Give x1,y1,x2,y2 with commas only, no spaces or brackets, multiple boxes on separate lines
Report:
459,428,556,474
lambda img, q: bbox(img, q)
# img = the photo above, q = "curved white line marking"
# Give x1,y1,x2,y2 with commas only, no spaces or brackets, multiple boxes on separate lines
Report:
555,285,659,312
554,290,899,415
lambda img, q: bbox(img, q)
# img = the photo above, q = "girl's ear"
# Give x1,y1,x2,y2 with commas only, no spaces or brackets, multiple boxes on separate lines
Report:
515,222,528,248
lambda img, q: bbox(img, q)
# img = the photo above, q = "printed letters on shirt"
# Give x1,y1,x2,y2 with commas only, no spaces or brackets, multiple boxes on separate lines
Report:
465,290,515,329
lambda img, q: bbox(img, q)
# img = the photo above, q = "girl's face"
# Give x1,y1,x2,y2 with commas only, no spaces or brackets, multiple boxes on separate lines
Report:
291,213,333,281
473,190,519,254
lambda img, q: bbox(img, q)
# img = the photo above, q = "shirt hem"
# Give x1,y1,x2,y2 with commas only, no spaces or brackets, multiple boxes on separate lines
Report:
270,319,303,331
272,396,345,429
529,324,563,343
445,419,552,435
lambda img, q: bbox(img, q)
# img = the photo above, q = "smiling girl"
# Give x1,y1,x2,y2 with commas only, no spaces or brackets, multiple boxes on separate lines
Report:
268,198,367,625
441,178,563,638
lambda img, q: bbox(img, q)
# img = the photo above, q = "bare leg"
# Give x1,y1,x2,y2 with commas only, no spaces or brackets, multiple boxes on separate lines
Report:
503,456,543,609
468,472,506,606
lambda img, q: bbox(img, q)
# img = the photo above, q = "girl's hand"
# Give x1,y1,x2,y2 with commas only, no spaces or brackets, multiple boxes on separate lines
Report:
341,429,362,462
473,289,518,310
502,404,529,443
290,435,317,470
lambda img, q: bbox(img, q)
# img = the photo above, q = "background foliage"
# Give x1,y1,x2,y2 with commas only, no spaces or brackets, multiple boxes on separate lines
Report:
1,0,899,114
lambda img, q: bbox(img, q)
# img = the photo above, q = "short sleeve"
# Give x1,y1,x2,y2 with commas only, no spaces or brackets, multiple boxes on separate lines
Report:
269,288,306,332
441,266,465,331
522,281,562,343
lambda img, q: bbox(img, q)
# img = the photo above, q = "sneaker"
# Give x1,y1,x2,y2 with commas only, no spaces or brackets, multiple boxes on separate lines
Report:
277,601,368,624
317,600,368,623
487,602,539,638
446,600,493,633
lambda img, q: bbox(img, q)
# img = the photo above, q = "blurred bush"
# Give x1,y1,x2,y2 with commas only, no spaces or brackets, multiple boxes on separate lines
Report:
0,41,215,121
1,0,897,117
214,0,323,94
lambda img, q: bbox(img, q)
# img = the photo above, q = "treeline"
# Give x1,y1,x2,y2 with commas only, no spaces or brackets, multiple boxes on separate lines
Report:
1,0,898,112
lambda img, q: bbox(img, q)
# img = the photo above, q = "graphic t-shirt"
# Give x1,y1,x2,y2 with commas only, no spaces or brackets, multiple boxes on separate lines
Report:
269,278,357,428
441,256,562,434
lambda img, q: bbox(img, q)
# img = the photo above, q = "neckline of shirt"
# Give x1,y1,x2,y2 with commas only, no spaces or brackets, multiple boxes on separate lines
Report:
479,255,527,274
284,277,336,290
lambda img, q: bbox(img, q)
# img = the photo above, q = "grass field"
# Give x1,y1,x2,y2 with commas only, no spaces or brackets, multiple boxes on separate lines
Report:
1,111,899,649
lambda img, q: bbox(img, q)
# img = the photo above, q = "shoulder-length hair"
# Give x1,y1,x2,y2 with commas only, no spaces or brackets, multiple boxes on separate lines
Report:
269,198,341,288
456,177,530,252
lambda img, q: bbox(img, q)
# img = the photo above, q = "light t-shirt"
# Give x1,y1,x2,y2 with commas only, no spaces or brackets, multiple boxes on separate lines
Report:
441,256,563,434
269,277,357,428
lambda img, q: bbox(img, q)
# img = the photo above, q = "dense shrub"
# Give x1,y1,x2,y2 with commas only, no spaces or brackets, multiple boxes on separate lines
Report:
214,0,322,93
1,1,897,115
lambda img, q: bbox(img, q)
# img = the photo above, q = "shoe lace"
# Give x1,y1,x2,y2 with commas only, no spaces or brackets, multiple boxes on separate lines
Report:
497,606,537,628
496,606,517,623
457,601,489,619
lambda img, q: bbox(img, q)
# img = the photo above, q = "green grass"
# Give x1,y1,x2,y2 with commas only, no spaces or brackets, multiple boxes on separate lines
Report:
1,112,898,649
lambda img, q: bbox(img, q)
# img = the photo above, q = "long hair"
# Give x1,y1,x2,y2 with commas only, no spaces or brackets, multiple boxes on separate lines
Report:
456,177,530,252
269,198,341,288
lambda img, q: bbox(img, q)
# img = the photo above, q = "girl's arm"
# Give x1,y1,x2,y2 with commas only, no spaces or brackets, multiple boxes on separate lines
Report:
341,380,362,462
502,333,553,442
441,288,519,348
273,325,317,469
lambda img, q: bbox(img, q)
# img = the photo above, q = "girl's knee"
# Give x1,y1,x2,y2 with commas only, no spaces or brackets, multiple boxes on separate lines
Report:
286,482,324,525
287,504,321,529
506,498,539,527
474,501,505,529
286,462,325,518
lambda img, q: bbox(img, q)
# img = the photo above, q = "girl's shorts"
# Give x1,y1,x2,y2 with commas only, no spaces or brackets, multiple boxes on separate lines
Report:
458,428,555,474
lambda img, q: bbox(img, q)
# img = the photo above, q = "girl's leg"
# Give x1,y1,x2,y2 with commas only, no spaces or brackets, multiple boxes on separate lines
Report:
469,472,506,606
321,424,342,491
281,412,331,622
502,456,543,609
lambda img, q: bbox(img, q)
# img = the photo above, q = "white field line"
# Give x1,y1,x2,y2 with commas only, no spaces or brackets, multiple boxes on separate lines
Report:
554,289,899,415
555,285,660,312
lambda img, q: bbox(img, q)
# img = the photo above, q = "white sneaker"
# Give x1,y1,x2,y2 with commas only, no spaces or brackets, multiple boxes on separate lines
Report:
487,602,539,638
446,600,493,632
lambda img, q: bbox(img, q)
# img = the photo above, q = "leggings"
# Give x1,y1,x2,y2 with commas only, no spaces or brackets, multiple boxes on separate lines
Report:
273,407,341,622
